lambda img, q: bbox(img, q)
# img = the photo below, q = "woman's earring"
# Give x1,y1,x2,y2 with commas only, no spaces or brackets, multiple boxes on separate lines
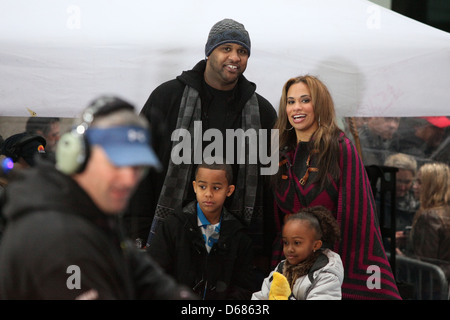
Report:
318,115,321,127
286,125,294,131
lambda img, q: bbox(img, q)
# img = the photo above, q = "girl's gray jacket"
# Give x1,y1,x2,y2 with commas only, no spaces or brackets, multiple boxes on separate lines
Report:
252,248,344,300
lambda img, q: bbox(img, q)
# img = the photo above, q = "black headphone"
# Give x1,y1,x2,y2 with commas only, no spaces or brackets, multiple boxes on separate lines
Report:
4,134,46,163
55,96,135,175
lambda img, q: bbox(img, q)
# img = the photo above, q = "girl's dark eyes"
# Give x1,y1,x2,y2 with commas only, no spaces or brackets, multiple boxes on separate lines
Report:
283,241,302,245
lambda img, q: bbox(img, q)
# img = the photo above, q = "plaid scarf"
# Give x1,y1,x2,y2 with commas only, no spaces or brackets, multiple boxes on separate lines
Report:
147,85,261,243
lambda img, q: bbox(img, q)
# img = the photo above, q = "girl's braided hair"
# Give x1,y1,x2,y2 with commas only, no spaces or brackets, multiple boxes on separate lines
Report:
286,205,341,247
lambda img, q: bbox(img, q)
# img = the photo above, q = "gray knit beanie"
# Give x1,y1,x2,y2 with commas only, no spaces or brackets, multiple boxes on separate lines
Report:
205,18,251,57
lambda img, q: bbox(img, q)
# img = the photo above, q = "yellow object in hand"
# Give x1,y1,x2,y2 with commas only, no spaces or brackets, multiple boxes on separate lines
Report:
269,272,291,300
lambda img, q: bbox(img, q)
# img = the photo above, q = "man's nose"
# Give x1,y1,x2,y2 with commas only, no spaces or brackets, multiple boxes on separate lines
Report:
228,49,240,61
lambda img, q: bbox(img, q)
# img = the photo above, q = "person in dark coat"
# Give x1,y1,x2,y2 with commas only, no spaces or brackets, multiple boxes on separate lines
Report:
0,96,194,300
0,133,47,243
125,18,278,281
147,161,256,300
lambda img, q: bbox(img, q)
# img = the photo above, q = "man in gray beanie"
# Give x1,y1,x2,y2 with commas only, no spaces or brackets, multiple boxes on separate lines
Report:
125,18,277,291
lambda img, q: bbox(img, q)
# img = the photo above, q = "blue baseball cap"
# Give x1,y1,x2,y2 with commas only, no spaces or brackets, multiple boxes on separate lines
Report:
86,126,161,169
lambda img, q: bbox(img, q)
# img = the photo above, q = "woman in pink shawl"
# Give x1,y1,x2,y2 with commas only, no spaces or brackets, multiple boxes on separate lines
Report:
271,75,401,299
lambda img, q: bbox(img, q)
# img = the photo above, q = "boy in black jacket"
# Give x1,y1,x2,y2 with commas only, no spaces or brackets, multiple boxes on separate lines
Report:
147,161,256,299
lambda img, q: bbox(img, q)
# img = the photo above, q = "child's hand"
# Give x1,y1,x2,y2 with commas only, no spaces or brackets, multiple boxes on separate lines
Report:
269,272,291,300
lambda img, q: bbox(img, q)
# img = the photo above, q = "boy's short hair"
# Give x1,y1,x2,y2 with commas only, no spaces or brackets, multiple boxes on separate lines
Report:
194,159,233,185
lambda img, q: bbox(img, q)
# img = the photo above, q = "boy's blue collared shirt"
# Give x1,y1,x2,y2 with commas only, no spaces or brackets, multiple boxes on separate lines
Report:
196,203,221,253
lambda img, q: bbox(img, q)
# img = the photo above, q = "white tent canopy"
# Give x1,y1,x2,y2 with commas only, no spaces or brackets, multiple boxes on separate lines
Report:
1,0,449,118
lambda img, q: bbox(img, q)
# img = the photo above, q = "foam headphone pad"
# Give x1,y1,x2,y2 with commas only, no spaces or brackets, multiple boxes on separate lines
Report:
55,132,88,175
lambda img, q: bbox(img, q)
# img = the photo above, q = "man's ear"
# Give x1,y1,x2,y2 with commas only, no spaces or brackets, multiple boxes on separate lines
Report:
192,181,197,194
227,185,235,197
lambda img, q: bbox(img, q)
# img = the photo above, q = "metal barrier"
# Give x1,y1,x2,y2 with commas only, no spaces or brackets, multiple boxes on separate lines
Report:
395,254,449,300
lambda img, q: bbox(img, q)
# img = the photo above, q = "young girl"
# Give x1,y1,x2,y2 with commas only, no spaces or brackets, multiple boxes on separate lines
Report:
252,206,343,300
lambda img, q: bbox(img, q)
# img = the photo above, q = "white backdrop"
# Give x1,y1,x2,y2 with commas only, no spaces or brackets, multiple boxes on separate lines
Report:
1,0,449,118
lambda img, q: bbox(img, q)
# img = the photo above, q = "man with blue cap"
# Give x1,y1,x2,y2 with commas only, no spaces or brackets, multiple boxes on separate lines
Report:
0,96,194,300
